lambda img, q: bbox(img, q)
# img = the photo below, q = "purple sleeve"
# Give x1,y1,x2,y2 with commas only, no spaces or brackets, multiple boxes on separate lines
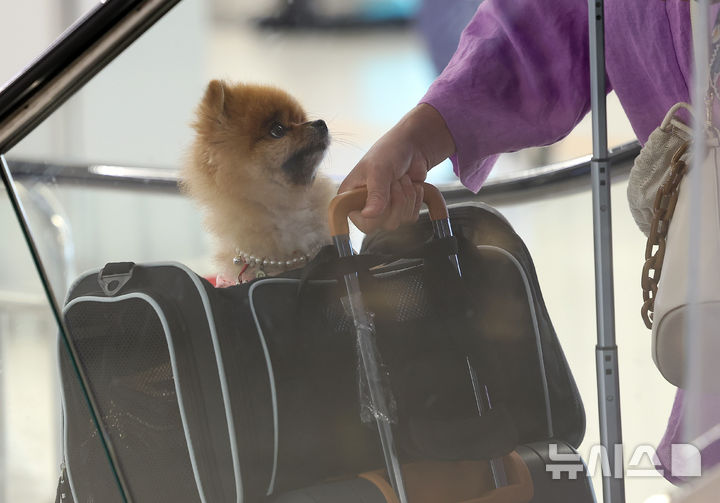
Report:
422,0,601,192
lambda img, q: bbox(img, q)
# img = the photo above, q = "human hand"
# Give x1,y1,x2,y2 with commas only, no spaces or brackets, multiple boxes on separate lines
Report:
337,104,455,233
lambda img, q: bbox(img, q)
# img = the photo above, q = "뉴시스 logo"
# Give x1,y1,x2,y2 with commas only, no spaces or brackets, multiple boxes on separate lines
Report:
545,443,702,480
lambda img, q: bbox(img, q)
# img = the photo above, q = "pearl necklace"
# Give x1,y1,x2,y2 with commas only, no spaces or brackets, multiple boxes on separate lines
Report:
232,244,324,271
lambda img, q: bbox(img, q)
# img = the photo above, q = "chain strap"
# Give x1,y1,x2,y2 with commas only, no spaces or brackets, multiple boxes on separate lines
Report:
640,141,690,329
640,1,720,328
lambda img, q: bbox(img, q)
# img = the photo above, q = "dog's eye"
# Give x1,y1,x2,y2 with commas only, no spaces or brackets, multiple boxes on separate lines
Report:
269,122,286,138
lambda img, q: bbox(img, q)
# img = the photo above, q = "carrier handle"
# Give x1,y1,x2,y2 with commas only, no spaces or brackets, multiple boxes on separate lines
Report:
329,182,448,237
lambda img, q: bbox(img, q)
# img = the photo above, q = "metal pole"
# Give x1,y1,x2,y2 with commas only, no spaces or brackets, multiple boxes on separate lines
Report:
588,1,626,502
333,235,408,503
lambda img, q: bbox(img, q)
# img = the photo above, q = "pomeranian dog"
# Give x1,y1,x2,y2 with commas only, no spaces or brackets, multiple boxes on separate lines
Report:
181,80,335,285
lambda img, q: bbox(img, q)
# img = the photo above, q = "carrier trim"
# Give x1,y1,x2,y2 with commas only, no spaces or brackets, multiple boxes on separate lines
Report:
476,245,553,437
62,292,208,503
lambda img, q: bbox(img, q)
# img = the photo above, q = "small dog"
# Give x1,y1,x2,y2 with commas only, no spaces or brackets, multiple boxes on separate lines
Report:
181,80,335,285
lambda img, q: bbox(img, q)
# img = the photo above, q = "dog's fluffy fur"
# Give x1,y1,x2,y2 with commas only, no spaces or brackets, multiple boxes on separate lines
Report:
181,80,334,283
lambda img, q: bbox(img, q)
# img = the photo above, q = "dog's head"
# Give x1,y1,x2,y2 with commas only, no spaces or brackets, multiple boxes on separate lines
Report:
187,80,329,196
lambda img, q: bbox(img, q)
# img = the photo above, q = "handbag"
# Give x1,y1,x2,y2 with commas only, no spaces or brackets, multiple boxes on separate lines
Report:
627,2,720,389
629,102,720,388
628,107,720,389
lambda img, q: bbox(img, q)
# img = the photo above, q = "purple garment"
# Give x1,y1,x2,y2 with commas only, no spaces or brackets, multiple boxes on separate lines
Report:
420,0,720,484
422,0,691,191
655,391,720,484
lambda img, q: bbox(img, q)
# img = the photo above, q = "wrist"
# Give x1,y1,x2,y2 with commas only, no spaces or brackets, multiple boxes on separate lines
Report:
399,103,456,168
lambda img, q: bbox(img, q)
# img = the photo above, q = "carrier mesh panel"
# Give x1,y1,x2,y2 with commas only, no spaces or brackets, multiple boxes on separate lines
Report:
372,265,429,322
324,265,429,327
363,250,549,444
63,297,200,502
321,295,353,333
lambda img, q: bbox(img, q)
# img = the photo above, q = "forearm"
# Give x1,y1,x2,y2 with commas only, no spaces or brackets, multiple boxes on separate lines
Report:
423,0,595,191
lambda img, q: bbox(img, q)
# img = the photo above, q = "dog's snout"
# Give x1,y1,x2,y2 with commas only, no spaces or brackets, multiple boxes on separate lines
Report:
310,120,328,134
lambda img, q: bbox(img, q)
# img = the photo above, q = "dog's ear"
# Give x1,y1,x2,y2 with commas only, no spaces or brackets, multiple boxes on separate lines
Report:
202,80,227,118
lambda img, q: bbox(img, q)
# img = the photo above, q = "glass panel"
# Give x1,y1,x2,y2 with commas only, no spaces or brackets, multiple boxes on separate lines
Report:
1,1,686,502
668,1,720,500
0,190,62,501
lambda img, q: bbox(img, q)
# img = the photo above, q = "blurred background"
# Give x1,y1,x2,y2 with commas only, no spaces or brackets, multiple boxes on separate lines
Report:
0,0,675,502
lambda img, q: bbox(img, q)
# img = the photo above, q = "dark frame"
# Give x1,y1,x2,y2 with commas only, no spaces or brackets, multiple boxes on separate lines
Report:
0,0,182,154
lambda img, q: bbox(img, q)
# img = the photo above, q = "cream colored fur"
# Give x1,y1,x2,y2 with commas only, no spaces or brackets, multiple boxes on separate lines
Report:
180,80,335,282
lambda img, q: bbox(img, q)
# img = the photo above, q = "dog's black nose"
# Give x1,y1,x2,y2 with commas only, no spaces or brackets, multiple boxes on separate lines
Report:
310,120,328,134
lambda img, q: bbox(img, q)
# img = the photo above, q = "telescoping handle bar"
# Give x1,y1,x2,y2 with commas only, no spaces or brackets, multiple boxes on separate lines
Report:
329,185,420,502
330,184,451,501
329,182,505,498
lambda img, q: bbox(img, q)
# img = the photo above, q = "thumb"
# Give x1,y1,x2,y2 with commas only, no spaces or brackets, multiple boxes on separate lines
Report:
361,168,392,218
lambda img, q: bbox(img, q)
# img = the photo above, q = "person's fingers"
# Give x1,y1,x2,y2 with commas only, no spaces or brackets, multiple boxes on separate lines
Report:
361,163,393,219
346,209,381,234
407,160,429,185
411,182,423,222
337,168,362,194
398,175,417,223
337,161,388,232
352,180,422,233
339,160,392,233
382,178,419,231
377,179,400,230
337,162,369,195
